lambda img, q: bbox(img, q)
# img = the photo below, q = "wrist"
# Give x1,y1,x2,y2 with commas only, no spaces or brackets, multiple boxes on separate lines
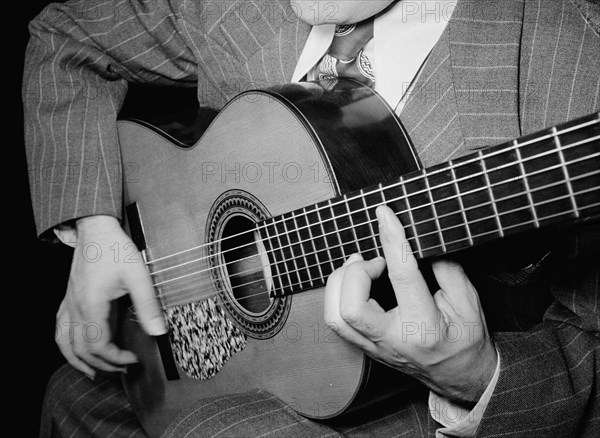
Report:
75,215,122,236
54,215,122,246
430,341,498,404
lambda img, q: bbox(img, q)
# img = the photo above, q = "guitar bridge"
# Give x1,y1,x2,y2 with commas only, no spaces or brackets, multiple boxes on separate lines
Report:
124,202,180,381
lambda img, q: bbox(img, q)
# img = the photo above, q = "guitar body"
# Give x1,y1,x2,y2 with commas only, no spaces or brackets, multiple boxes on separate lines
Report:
117,80,421,437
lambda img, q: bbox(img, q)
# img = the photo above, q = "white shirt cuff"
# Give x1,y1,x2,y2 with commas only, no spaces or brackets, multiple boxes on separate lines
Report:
428,350,501,437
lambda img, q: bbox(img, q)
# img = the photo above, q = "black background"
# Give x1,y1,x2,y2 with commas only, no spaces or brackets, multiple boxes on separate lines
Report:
14,2,69,436
14,3,202,436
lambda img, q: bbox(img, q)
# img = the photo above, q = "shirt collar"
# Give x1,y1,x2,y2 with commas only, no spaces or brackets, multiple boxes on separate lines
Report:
292,1,456,110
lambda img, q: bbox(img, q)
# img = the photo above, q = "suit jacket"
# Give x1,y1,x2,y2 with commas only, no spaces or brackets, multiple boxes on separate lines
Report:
23,0,600,436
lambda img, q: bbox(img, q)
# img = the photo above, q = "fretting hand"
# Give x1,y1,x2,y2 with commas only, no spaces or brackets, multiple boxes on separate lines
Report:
324,205,497,403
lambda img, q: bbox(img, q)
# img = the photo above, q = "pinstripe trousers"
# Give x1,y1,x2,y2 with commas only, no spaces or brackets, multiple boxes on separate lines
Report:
40,363,438,438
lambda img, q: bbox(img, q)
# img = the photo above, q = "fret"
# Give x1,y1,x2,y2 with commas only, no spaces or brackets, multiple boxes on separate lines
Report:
569,166,600,215
448,154,499,244
362,184,390,257
449,161,473,247
342,195,362,255
514,140,540,228
557,115,600,167
490,163,534,233
260,218,286,297
478,150,504,238
328,200,346,261
282,212,309,290
393,179,422,258
359,188,381,258
552,127,579,218
273,217,294,294
329,197,361,259
518,129,574,222
401,173,447,258
557,124,600,215
302,206,326,284
327,198,357,263
423,162,471,253
422,169,446,253
315,202,338,275
290,211,314,287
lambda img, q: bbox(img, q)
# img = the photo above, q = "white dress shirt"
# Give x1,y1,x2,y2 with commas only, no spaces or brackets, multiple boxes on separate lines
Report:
292,2,501,436
292,0,458,113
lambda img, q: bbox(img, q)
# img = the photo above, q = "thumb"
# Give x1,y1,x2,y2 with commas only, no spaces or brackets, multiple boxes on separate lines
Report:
431,259,480,315
125,263,168,336
339,257,389,339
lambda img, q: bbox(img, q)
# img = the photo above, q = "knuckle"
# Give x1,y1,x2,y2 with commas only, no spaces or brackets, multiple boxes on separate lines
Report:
339,303,361,326
326,269,343,286
344,262,365,280
71,343,88,357
325,317,344,336
388,270,414,285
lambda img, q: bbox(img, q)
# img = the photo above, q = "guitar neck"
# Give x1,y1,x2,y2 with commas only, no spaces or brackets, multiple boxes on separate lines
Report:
259,112,600,297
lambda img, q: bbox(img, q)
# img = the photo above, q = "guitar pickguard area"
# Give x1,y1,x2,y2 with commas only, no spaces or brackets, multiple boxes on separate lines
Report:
164,298,247,381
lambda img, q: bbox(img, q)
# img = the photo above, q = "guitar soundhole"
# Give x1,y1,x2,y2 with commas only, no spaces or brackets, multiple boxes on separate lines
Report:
221,215,271,315
207,190,291,339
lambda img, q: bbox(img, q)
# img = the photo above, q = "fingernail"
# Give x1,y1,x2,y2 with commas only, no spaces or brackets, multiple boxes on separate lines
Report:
344,253,361,265
376,206,387,227
148,318,169,337
86,373,95,381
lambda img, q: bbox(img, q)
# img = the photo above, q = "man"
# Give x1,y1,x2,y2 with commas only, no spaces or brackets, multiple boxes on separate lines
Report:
23,0,599,437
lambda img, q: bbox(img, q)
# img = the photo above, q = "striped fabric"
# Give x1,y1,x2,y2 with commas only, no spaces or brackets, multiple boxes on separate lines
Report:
40,364,146,438
25,0,600,437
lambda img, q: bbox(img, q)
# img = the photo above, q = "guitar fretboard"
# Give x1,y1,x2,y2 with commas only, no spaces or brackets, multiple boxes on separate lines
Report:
258,113,600,297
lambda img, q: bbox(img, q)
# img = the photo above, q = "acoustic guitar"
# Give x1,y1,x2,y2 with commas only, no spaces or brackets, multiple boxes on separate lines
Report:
116,79,600,437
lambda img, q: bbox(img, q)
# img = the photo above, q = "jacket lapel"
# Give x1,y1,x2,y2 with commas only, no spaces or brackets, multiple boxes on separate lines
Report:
520,0,600,134
400,0,525,167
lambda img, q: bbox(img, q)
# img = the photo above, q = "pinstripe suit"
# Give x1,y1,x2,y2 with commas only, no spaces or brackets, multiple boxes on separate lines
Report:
24,0,599,437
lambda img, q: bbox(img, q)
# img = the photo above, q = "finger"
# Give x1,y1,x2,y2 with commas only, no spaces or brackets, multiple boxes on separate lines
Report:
125,261,168,337
69,298,133,371
73,347,128,373
324,256,377,353
376,205,436,321
431,259,474,297
431,259,483,321
339,257,390,341
89,342,138,366
324,254,362,326
67,317,129,373
344,252,363,266
56,339,97,379
55,305,96,379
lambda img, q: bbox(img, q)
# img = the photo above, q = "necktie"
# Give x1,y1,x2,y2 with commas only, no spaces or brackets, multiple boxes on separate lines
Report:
317,19,375,87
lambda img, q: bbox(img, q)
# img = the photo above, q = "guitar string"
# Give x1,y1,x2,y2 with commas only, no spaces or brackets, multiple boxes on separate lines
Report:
127,196,600,315
139,198,600,312
149,148,600,288
144,117,600,268
152,184,600,307
152,165,600,291
152,162,600,301
144,117,598,266
146,135,600,286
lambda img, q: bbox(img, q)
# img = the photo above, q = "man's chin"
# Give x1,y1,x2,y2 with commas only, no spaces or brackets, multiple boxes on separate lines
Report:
290,0,396,26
